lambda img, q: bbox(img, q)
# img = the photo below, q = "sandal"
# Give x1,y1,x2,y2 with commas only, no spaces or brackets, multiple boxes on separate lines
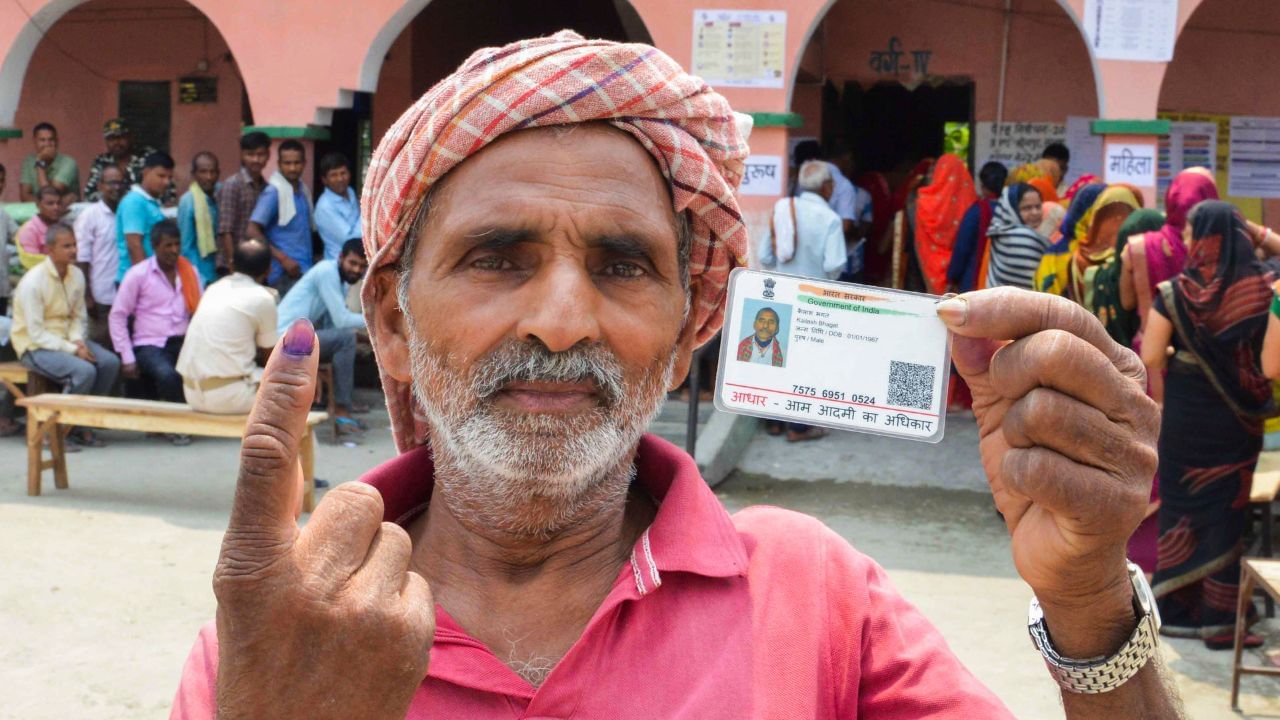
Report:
335,416,366,435
1204,632,1264,651
68,429,106,448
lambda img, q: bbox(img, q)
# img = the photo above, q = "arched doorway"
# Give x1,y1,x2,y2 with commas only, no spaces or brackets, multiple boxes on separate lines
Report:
0,0,249,202
364,0,652,156
1158,0,1280,223
789,0,1099,181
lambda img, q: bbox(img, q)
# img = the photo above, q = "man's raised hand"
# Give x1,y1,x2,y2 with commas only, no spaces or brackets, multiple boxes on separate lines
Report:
213,318,434,720
937,289,1158,616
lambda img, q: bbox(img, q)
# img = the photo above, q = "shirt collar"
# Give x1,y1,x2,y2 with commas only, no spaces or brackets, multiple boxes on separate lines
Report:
799,191,827,205
359,434,748,582
95,199,116,217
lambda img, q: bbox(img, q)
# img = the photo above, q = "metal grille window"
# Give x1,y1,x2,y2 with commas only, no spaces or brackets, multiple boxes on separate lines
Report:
118,81,171,152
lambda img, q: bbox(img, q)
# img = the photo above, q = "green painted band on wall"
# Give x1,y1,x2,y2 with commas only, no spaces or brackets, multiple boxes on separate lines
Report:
243,125,332,141
1090,119,1170,136
0,128,22,139
746,112,804,129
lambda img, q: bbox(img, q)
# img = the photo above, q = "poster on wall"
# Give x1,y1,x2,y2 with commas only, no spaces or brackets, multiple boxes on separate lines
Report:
1157,122,1217,202
1229,117,1280,199
1105,143,1157,187
739,155,784,196
691,10,786,89
1159,111,1262,221
1082,0,1177,62
974,121,1066,173
1064,116,1105,186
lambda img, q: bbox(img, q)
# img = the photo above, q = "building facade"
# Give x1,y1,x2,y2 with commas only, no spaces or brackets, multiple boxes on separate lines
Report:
0,0,1274,225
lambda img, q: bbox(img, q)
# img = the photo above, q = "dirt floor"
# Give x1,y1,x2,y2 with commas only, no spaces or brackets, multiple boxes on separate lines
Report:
1,398,1277,718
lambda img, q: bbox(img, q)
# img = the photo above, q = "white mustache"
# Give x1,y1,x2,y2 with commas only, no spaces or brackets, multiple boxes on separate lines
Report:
470,340,624,407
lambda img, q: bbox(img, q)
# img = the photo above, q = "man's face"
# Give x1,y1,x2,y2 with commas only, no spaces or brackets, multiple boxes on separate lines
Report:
99,167,125,205
753,309,779,343
194,156,220,193
279,150,305,183
338,251,368,285
379,125,699,529
36,193,61,223
154,234,180,271
106,134,130,158
34,129,57,157
324,166,351,195
142,166,172,197
241,147,269,177
47,230,76,265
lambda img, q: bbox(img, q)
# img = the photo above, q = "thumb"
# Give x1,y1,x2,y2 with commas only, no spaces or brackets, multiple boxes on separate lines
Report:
226,318,318,546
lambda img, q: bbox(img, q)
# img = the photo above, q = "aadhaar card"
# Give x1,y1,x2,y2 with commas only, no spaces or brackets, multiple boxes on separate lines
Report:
714,269,951,443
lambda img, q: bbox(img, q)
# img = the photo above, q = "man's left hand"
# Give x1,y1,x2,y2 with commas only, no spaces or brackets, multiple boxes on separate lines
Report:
938,288,1158,610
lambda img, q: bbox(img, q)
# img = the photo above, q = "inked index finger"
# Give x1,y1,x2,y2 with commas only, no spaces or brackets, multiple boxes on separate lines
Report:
229,318,320,538
937,287,1145,382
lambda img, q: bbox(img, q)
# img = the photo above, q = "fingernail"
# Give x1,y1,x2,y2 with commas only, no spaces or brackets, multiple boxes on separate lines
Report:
282,318,315,357
935,297,968,326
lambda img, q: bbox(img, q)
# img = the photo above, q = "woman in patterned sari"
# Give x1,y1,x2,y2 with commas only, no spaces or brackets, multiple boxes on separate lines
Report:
1140,201,1277,649
1120,169,1218,402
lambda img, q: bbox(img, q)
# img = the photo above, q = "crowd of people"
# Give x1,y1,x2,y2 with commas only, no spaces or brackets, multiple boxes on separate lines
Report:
766,139,1280,652
0,119,373,453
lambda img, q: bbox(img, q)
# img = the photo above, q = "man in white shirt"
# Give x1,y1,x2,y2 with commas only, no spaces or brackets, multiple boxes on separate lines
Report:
759,160,847,280
176,239,277,415
792,141,872,280
74,164,125,347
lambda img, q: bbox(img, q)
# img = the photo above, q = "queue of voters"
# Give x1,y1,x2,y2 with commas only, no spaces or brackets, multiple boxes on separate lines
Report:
0,119,369,449
3,1,1280,718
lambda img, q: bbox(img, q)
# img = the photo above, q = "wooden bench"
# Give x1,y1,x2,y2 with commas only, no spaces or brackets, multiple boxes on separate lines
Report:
1250,471,1280,617
16,393,328,512
1232,558,1280,711
0,360,55,399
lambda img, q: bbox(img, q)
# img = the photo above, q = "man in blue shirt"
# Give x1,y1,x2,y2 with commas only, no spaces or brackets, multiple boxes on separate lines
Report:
248,140,313,295
115,152,174,282
314,152,363,262
177,151,221,284
276,238,368,433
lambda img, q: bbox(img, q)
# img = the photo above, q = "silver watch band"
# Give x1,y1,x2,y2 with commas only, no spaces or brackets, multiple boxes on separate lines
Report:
1027,562,1161,694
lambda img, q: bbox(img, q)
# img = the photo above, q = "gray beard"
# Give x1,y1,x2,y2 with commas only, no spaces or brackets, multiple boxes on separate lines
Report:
406,330,676,538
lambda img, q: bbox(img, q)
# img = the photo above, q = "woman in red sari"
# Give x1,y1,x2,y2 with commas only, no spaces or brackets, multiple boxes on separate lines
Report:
913,155,976,295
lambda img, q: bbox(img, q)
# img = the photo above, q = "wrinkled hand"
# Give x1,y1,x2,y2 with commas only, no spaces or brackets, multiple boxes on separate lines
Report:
938,288,1158,607
213,319,435,720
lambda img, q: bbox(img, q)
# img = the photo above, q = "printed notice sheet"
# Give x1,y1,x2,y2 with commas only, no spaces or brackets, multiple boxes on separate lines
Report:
715,270,951,443
1083,0,1177,62
1229,116,1280,198
691,9,786,89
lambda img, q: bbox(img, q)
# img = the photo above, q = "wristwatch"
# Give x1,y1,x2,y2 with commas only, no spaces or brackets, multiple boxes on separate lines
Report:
1027,561,1161,694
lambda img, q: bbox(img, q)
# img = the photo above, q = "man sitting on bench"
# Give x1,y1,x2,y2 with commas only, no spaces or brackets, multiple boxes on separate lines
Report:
110,219,202,445
177,239,275,416
12,223,120,447
275,238,369,436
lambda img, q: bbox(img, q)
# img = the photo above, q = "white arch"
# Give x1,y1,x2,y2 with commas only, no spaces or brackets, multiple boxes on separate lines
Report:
0,0,253,128
0,0,83,126
785,0,1106,118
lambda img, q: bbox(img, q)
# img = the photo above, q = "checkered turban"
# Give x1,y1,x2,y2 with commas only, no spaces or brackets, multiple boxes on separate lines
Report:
361,31,751,450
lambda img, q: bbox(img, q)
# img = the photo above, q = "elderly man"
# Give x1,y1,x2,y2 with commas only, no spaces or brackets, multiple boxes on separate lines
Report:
177,151,221,284
172,34,1179,719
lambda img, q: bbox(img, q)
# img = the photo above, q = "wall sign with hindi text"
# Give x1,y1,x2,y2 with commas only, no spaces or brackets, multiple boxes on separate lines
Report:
1104,143,1156,186
739,155,783,196
868,37,931,78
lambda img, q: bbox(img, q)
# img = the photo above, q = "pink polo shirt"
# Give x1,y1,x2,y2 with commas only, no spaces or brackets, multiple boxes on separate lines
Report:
171,435,1014,718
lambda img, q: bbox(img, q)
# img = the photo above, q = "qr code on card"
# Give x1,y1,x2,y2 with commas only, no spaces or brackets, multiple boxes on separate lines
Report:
887,361,936,411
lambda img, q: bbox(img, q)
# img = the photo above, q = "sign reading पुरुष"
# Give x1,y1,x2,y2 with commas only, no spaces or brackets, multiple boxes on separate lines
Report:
691,9,786,89
1104,143,1157,187
739,155,783,196
1082,0,1178,62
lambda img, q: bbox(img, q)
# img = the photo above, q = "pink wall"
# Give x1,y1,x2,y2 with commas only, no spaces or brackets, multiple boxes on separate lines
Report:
0,0,244,202
372,30,415,149
792,0,1098,135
